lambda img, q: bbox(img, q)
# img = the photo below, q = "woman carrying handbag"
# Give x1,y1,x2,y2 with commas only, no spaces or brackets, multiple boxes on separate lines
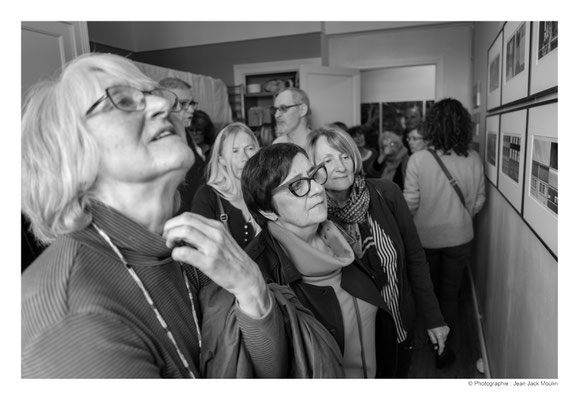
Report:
403,98,486,366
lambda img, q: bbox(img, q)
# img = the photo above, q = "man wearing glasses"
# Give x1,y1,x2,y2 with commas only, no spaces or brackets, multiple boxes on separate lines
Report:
272,88,312,149
159,77,198,128
159,77,204,213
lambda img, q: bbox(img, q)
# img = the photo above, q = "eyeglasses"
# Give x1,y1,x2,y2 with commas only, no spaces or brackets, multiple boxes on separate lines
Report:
272,163,328,198
179,99,198,111
407,136,424,142
85,85,181,116
382,141,401,148
271,104,302,114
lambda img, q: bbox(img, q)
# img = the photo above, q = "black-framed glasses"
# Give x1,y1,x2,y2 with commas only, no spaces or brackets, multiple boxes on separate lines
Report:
271,103,302,114
407,136,424,142
272,163,328,198
85,85,181,116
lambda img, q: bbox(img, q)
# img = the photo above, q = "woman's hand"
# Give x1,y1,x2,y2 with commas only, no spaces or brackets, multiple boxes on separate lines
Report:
163,212,270,319
427,325,450,355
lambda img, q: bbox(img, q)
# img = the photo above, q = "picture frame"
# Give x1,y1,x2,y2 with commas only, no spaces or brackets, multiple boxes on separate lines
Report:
523,102,558,256
501,21,531,105
487,30,503,110
498,109,527,212
485,114,500,186
530,21,558,95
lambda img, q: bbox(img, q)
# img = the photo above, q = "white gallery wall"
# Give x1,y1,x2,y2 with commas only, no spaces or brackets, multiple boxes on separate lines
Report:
327,23,473,106
360,65,436,103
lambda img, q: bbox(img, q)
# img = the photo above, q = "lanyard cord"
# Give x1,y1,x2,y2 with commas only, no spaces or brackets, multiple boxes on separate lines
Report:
93,223,200,378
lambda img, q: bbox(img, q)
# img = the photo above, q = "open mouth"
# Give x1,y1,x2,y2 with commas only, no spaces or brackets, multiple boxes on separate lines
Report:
152,127,177,142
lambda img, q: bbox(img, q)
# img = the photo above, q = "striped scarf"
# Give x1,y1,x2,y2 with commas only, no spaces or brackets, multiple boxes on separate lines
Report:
328,177,390,298
326,175,370,224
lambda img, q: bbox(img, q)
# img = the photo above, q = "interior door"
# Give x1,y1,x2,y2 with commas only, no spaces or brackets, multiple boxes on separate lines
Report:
21,21,89,271
298,65,360,128
21,21,89,99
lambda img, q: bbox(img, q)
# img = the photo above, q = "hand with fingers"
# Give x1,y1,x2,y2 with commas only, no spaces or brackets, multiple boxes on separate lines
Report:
427,325,450,355
163,212,270,319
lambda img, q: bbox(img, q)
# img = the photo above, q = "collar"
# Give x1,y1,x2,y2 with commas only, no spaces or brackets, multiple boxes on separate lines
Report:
71,200,174,267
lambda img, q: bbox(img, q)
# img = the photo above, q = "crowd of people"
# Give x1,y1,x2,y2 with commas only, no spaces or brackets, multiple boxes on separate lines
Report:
21,52,485,378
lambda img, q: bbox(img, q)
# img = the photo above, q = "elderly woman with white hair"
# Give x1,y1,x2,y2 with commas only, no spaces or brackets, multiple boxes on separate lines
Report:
192,122,261,248
21,53,340,378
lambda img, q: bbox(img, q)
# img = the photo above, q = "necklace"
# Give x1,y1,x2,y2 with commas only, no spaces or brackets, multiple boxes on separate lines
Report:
92,223,201,378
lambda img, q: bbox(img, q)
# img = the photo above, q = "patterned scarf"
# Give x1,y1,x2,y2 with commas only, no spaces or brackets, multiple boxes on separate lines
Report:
326,174,370,224
327,177,388,291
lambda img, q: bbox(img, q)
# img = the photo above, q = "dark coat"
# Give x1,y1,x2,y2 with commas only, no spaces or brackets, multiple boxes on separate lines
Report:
245,226,398,378
361,179,445,331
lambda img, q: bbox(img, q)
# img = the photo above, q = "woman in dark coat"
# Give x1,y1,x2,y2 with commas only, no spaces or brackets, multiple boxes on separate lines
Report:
242,143,398,378
306,125,450,377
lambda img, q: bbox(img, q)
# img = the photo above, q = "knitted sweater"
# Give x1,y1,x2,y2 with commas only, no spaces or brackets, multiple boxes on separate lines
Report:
21,201,287,378
403,149,486,248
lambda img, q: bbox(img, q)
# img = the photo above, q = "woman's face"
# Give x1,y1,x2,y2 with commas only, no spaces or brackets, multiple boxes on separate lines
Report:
189,127,205,146
271,153,327,235
312,135,355,194
381,132,403,156
85,74,194,191
407,128,427,153
220,131,258,180
352,132,366,148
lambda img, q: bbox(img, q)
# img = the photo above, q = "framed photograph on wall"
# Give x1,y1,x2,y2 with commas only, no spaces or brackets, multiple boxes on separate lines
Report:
498,109,527,212
487,30,503,110
502,21,531,105
530,21,558,95
523,102,557,256
485,114,500,186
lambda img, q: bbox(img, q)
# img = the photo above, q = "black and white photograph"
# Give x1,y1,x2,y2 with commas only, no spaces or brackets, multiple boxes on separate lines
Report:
487,30,503,109
530,21,559,95
505,22,526,81
523,102,558,258
538,21,558,60
501,21,531,104
485,114,500,187
16,17,561,394
498,109,527,212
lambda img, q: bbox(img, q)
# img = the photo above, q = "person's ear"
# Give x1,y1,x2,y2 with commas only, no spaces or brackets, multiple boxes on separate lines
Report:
218,156,227,167
259,209,278,222
299,103,308,118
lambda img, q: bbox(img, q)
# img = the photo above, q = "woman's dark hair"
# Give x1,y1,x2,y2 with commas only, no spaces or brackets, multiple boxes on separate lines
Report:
424,98,473,156
347,124,373,144
241,143,307,228
190,110,216,145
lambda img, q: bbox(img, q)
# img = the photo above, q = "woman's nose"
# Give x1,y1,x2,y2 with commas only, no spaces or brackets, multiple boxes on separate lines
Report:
310,180,325,196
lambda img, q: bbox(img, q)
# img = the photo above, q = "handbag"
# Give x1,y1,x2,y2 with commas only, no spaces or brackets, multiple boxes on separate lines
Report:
213,189,231,233
427,149,469,214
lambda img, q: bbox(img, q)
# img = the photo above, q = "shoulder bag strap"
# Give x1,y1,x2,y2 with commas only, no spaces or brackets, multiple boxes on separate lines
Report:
427,149,468,211
213,189,231,233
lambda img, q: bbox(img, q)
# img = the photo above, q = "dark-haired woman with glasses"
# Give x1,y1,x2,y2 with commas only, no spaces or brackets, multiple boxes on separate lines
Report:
242,143,398,378
306,126,450,377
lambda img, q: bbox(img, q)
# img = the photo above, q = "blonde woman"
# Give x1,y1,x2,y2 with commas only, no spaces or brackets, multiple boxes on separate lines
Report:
192,122,261,247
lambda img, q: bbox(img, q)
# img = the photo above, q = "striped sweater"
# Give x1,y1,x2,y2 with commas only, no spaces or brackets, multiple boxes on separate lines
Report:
21,201,286,378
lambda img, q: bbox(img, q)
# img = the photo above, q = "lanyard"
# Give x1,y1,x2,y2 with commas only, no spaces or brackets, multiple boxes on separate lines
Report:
93,223,201,378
